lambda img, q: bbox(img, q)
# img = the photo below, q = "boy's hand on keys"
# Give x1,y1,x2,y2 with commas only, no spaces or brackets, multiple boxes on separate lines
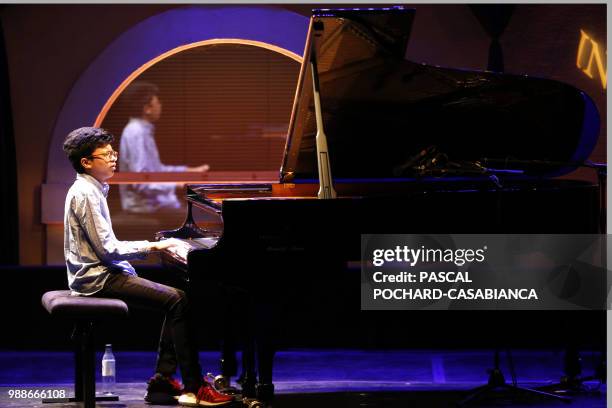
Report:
150,238,184,252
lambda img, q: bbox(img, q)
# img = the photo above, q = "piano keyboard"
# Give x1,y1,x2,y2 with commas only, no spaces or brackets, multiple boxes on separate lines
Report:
161,237,219,263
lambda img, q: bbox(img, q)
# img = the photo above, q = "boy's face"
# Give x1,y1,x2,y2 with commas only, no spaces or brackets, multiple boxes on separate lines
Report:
143,95,162,122
80,144,117,182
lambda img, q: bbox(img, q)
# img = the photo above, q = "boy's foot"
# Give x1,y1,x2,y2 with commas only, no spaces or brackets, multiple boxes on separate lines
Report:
145,373,183,405
178,382,234,406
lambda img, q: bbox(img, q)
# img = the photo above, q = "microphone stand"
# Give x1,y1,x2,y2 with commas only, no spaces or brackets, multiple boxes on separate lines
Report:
455,166,571,407
460,158,605,404
536,162,607,395
458,348,572,406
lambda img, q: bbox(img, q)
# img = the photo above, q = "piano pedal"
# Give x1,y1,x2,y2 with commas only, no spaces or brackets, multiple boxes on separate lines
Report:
255,383,274,402
205,373,239,395
239,384,273,408
242,397,267,408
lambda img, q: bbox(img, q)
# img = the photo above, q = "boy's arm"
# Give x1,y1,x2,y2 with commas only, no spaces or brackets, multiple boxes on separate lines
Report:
71,192,156,261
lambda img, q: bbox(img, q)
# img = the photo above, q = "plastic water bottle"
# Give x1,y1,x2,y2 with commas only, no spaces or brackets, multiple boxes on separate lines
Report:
101,344,116,395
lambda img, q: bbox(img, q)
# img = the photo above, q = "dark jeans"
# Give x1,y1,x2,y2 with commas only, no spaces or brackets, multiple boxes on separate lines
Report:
98,272,202,391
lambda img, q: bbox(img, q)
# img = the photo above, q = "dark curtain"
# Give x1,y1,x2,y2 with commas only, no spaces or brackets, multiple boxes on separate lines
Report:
0,18,19,265
469,5,516,72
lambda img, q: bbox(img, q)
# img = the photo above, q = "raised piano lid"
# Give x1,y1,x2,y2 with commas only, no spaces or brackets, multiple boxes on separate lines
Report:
280,6,600,182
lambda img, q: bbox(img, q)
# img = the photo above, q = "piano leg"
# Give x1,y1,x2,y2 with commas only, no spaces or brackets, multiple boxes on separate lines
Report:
219,325,238,380
218,284,249,373
233,294,277,403
213,276,281,404
218,355,237,386
216,284,260,398
254,302,276,404
238,333,275,403
239,332,257,398
255,356,275,403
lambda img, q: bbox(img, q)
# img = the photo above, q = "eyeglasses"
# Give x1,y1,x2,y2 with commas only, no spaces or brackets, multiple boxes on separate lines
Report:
88,151,118,161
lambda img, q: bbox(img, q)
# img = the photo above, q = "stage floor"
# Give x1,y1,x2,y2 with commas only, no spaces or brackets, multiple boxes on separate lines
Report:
0,349,605,407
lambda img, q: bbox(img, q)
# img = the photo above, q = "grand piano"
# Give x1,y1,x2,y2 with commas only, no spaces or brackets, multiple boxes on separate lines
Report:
157,6,602,404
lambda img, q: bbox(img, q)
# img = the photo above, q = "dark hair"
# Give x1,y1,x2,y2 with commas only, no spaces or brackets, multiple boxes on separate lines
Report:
63,127,114,173
121,81,159,118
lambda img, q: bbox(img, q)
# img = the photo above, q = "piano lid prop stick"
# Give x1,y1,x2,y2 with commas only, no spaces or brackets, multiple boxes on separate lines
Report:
310,42,337,199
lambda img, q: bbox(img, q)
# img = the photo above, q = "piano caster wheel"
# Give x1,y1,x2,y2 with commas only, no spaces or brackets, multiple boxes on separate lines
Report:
243,397,265,408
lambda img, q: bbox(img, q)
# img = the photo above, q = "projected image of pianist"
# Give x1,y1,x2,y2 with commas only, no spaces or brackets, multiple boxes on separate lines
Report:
119,81,209,213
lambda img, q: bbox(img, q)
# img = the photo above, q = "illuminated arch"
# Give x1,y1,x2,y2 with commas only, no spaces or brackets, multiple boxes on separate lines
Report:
47,6,308,184
94,38,302,127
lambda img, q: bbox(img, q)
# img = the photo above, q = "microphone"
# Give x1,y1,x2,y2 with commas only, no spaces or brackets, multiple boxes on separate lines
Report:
393,145,437,176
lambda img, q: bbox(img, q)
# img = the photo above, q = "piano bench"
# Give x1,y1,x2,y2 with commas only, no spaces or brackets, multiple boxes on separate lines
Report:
41,290,128,408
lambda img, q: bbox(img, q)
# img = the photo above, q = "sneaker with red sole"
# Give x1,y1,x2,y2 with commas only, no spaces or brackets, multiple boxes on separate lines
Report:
178,381,234,407
144,373,183,405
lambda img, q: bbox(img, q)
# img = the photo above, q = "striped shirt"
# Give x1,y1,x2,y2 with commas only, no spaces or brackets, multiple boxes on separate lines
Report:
64,173,150,295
